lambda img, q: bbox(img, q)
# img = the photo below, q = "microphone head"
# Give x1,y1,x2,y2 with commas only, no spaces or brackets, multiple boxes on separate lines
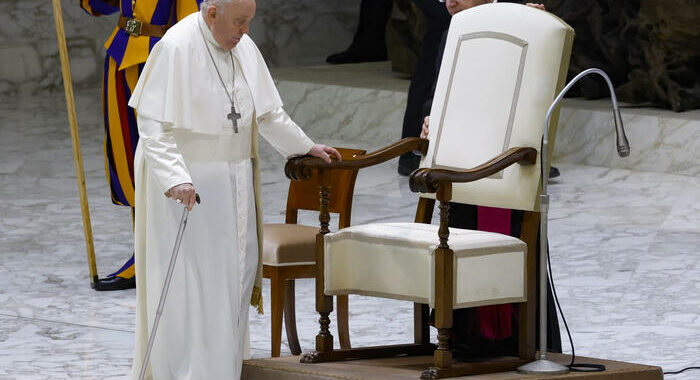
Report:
613,109,630,157
617,144,630,157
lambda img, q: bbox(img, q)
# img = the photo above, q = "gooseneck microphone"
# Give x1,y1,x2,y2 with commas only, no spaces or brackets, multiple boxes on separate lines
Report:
518,68,631,376
546,68,631,162
541,67,631,200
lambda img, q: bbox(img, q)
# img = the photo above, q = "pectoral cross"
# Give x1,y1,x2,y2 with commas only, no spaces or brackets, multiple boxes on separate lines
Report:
228,105,241,133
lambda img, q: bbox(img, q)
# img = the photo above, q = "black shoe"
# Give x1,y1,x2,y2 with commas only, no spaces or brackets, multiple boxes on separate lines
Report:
93,253,135,291
93,275,136,291
398,153,421,176
549,166,560,179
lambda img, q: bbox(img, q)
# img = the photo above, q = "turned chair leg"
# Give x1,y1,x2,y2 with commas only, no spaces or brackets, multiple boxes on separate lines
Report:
270,271,284,357
433,195,453,371
337,295,351,349
314,175,334,353
283,279,302,355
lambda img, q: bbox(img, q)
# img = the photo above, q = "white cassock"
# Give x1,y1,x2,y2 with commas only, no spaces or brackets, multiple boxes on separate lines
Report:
127,12,314,380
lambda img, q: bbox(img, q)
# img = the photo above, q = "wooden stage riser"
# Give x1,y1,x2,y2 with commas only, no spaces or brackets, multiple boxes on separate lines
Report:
242,353,663,380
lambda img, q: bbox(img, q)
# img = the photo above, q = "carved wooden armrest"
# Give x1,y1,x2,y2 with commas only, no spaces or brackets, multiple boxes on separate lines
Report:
285,137,429,181
409,147,537,193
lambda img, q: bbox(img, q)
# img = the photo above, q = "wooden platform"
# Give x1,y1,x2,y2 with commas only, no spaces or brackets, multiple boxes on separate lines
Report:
242,353,662,380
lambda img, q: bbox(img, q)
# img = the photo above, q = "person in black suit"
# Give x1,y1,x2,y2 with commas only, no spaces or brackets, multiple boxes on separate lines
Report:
397,0,452,175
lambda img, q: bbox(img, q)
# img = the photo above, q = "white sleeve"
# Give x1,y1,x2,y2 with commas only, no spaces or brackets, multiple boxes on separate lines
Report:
257,107,315,159
137,115,192,194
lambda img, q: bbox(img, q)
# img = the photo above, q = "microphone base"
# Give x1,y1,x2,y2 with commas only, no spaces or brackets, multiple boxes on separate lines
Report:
517,359,570,375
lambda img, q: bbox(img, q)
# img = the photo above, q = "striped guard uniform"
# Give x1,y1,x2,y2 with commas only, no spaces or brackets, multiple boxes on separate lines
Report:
80,0,202,279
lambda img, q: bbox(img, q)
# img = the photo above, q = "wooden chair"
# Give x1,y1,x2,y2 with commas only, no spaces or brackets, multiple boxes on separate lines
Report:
284,4,574,378
263,147,365,357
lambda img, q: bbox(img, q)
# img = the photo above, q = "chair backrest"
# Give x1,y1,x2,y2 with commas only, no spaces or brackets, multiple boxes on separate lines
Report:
420,3,574,212
285,147,366,229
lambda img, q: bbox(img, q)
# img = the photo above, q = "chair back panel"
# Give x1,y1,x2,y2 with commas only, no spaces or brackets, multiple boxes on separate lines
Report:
286,147,366,229
421,3,574,211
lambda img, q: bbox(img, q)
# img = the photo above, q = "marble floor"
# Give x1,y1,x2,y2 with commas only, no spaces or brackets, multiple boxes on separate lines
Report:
1,89,699,380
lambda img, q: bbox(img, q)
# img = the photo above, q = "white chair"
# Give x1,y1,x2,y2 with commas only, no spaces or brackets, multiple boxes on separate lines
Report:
285,3,574,378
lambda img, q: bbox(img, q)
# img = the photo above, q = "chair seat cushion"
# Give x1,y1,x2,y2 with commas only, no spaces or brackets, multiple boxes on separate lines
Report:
324,223,527,309
263,223,319,266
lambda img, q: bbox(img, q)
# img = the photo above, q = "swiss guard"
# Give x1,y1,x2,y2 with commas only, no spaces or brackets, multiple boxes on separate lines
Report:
79,0,203,290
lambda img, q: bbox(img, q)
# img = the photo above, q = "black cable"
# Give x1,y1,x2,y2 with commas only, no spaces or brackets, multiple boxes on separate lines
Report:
663,366,700,376
546,243,605,372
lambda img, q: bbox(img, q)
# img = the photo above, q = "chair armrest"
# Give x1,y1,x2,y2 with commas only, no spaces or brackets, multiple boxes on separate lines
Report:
285,137,429,181
409,147,537,193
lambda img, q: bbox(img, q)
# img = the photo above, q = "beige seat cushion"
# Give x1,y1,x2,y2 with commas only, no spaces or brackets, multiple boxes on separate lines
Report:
324,223,527,309
263,223,319,266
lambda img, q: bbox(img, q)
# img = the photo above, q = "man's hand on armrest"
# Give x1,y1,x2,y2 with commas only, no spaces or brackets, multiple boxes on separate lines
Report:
307,144,342,164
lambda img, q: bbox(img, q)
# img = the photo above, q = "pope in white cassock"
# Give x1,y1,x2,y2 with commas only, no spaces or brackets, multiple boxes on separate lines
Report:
126,0,341,378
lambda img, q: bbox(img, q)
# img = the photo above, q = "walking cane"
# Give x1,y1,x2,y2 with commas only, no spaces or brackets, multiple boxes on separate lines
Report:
138,194,200,380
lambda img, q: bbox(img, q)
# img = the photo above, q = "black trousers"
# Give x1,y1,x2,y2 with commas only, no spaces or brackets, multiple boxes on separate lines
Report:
399,0,451,166
348,0,394,55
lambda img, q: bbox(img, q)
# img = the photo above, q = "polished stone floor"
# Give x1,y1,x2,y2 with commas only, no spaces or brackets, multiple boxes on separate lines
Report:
1,89,699,379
